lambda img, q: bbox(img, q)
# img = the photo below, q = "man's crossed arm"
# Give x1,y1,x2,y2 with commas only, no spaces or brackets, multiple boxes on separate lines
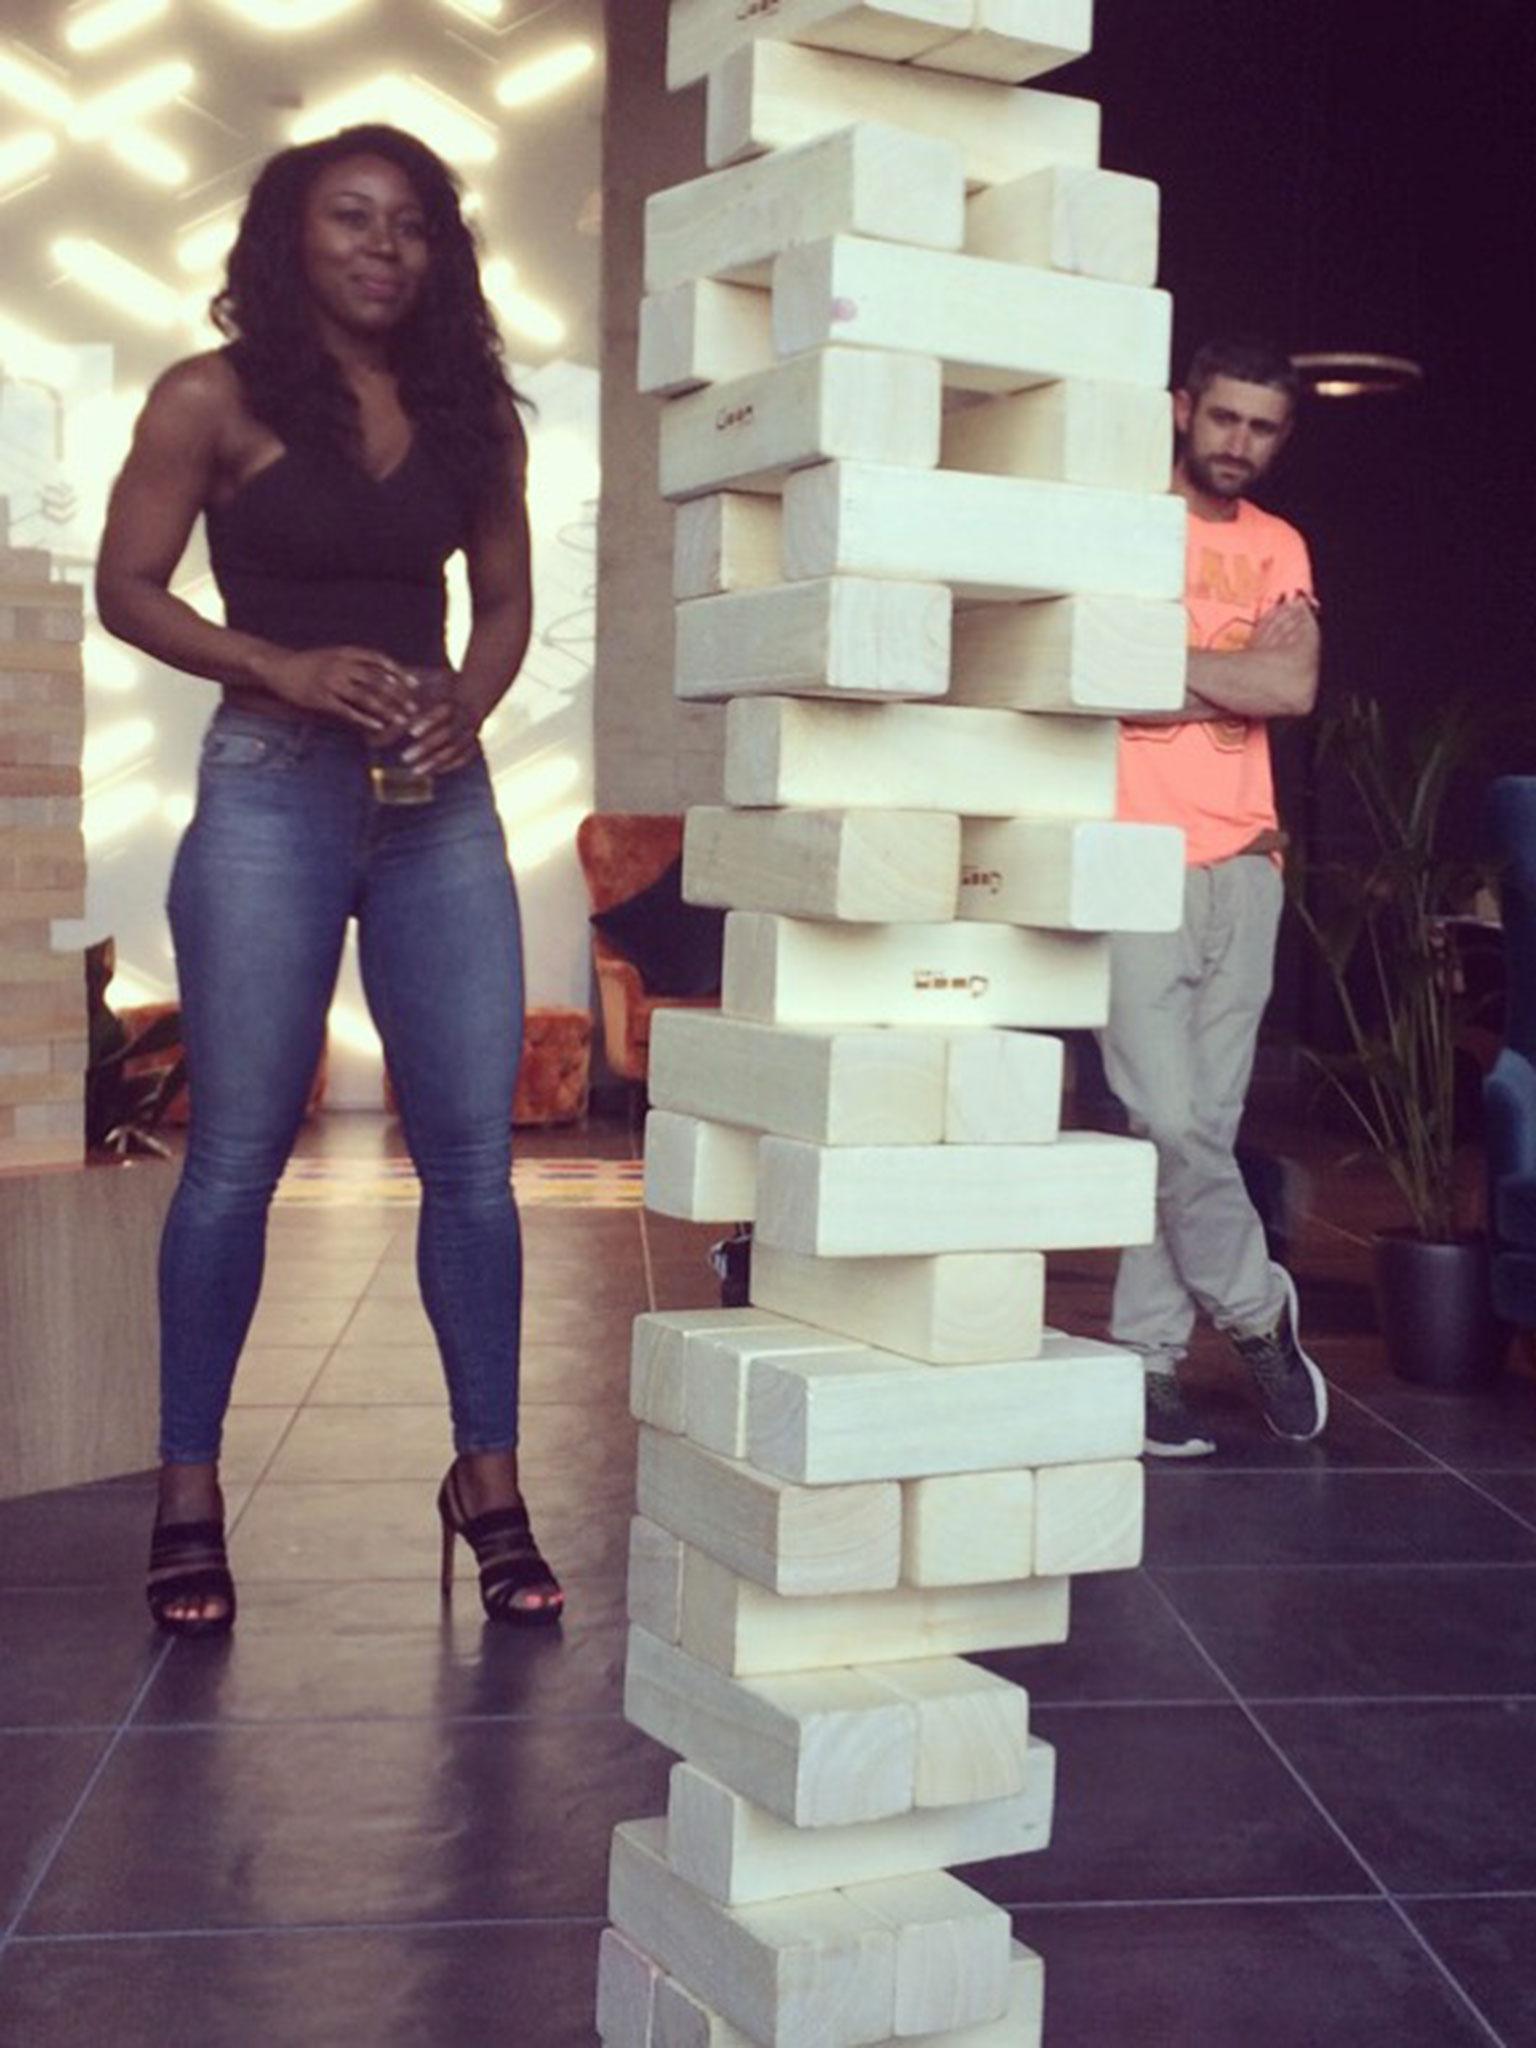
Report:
1127,595,1321,727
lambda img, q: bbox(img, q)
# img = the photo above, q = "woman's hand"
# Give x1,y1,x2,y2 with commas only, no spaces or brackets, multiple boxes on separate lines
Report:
253,646,418,734
400,689,483,776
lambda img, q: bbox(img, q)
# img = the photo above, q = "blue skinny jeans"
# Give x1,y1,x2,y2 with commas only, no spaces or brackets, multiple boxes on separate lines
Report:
159,704,524,1464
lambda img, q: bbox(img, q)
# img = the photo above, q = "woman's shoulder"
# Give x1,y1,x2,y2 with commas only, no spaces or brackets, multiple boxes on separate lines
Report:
144,349,247,431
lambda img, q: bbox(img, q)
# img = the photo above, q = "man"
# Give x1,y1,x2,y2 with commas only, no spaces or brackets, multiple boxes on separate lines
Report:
1106,336,1326,1457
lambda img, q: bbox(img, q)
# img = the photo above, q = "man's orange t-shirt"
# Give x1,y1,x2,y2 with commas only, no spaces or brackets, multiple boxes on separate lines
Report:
1118,498,1314,868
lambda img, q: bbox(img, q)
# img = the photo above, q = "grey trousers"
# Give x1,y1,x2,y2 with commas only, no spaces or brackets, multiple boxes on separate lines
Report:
1100,854,1287,1367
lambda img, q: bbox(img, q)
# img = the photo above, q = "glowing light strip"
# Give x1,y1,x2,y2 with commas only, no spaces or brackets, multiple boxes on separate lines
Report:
175,211,238,272
107,126,188,187
494,42,595,110
0,305,80,385
211,0,366,31
436,0,502,20
53,235,182,327
0,51,74,124
0,129,57,193
291,72,498,165
69,57,193,138
64,0,172,54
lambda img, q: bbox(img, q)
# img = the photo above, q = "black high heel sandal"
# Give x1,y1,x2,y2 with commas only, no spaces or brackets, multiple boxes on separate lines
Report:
146,1518,237,1637
437,1463,564,1626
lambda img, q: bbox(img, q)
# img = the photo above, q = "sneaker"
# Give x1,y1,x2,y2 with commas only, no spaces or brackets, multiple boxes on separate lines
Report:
1229,1265,1328,1443
1143,1370,1217,1459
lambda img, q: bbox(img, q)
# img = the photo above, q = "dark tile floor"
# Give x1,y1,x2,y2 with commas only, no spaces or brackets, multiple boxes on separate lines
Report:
2,1114,1535,2046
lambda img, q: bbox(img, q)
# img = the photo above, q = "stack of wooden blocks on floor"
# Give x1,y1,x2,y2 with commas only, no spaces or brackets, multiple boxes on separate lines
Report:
603,4,1189,2041
0,508,87,1171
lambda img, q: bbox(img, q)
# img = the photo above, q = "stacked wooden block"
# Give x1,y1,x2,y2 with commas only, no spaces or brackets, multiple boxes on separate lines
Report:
0,512,86,1170
602,5,1189,2041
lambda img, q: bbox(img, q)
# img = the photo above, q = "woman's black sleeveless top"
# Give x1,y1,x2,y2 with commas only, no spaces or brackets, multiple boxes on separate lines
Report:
206,437,467,670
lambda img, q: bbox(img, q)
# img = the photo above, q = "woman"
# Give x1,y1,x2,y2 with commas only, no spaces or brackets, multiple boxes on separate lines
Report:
96,124,561,1633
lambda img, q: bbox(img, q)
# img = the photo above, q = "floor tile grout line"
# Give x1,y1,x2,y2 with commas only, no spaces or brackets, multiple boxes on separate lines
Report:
12,1692,1536,1741
1142,1571,1512,2048
4,1911,610,1948
0,1639,177,1959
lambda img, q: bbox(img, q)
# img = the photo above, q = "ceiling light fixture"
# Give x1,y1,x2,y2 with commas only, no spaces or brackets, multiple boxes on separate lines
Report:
69,57,193,138
0,129,57,194
175,211,238,272
64,0,172,54
108,126,189,186
1291,351,1424,400
0,306,79,386
292,73,497,164
211,0,366,32
53,234,183,327
494,41,596,110
0,51,74,124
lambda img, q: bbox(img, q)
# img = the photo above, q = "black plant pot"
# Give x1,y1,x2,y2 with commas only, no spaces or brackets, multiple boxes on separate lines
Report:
1373,1231,1503,1388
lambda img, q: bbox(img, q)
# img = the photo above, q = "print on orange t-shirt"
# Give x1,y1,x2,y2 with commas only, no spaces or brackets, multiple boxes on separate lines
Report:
1118,498,1314,868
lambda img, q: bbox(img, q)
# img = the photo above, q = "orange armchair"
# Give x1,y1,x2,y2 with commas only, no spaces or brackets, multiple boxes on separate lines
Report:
575,812,719,1084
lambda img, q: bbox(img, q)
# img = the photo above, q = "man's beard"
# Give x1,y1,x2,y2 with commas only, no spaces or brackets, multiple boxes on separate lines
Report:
1184,448,1256,500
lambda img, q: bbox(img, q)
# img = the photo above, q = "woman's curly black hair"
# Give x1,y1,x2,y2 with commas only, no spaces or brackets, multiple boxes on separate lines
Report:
212,123,524,503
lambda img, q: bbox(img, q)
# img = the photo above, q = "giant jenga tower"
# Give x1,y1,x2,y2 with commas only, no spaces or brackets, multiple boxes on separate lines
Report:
599,6,1188,2042
0,505,87,1169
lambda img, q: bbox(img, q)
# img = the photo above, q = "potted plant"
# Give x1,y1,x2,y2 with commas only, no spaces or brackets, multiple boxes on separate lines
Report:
1291,691,1504,1386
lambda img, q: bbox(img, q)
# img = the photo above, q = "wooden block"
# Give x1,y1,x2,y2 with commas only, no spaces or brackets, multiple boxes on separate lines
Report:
624,1628,918,1827
965,163,1159,285
960,819,1185,932
744,1332,1144,1481
944,1029,1062,1144
685,1323,866,1459
869,1658,1032,1807
781,460,1186,602
668,0,972,89
725,696,1117,816
645,1110,760,1223
750,1243,1045,1363
597,1925,660,2048
847,1871,1012,2035
629,1515,688,1644
675,494,784,601
644,124,964,293
660,348,941,500
675,578,951,703
667,1748,1055,1906
902,1471,1036,1587
636,1427,901,1595
722,913,1110,1030
1034,1457,1145,1575
774,236,1171,394
633,1308,790,1433
948,593,1187,714
678,1543,1069,1676
610,1818,897,2048
917,0,1093,82
648,1009,950,1146
942,380,1171,493
640,278,775,396
755,1131,1158,1255
706,39,1101,187
684,808,960,923
654,1974,755,2048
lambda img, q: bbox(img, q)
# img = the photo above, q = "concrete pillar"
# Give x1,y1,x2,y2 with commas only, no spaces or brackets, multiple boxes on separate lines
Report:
595,0,724,813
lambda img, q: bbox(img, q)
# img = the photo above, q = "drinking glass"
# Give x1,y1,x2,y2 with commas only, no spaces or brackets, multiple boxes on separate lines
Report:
368,667,455,807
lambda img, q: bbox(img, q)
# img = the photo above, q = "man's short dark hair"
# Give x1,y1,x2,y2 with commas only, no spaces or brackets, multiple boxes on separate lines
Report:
1183,337,1302,409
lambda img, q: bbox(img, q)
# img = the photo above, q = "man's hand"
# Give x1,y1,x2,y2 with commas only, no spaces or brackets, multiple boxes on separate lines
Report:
1249,594,1320,654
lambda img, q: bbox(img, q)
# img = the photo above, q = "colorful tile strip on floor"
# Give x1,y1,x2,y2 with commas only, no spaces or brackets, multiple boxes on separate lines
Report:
599,4,1183,2042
